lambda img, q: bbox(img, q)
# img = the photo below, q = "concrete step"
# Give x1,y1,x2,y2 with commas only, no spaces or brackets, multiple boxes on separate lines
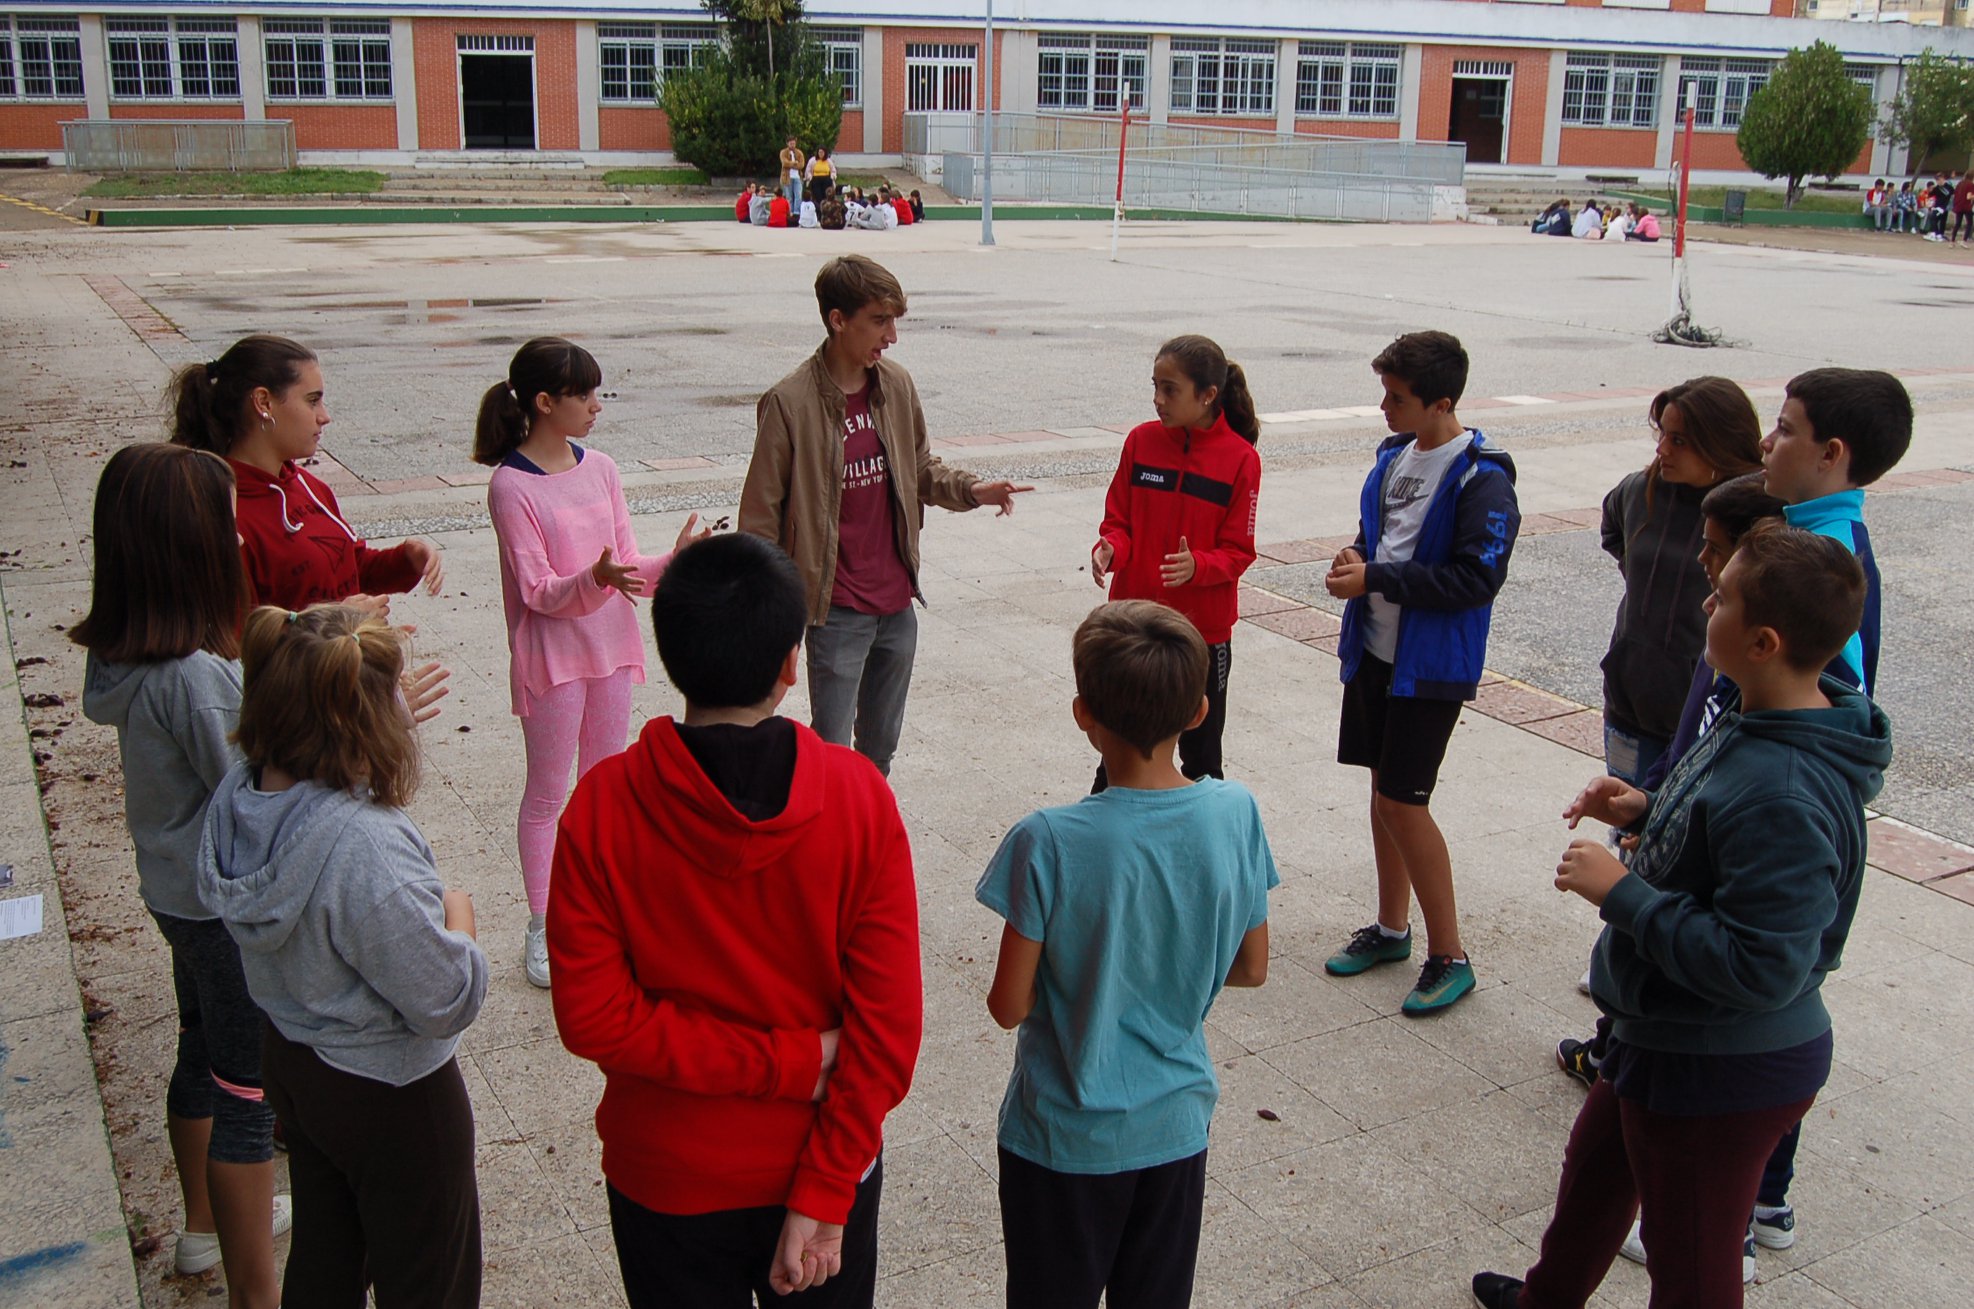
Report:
379,175,618,194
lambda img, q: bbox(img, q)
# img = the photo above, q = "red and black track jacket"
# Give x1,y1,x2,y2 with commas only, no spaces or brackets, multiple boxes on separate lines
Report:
1096,415,1260,644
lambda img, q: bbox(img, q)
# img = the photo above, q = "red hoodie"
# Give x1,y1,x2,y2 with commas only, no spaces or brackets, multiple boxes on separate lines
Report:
1096,415,1260,644
769,194,791,228
735,191,752,221
891,197,914,226
229,459,421,610
548,717,922,1224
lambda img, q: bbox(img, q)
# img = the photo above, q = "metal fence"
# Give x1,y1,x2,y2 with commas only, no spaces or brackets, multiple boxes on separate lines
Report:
62,120,297,173
943,152,1438,223
905,111,1465,188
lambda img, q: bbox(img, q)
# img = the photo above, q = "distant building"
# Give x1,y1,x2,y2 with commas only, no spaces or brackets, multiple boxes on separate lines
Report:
4,0,1970,175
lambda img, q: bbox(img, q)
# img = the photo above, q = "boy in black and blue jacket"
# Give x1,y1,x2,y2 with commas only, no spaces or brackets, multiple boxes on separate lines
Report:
1322,331,1519,1015
1474,524,1891,1309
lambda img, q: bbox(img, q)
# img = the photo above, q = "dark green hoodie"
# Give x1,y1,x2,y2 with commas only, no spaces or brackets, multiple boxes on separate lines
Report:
1590,678,1891,1056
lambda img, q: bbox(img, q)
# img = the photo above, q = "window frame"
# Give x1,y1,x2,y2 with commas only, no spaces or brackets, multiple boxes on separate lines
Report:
1561,52,1661,129
1294,40,1400,121
1675,56,1770,132
1170,37,1276,118
597,21,713,106
809,26,862,108
107,15,239,102
263,18,391,103
0,15,85,101
904,42,977,114
1037,33,1146,115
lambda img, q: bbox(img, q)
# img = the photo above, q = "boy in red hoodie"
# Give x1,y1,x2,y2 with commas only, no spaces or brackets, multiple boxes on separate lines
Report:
548,532,922,1307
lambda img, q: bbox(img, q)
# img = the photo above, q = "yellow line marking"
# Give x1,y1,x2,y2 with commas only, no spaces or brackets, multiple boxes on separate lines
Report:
0,191,87,224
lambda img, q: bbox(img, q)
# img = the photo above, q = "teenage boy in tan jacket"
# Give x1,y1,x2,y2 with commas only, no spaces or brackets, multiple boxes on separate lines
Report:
740,255,1030,775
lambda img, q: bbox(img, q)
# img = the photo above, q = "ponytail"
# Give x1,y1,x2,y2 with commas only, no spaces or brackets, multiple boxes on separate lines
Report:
473,336,603,467
1219,361,1259,446
472,382,529,467
168,334,316,456
1156,334,1259,446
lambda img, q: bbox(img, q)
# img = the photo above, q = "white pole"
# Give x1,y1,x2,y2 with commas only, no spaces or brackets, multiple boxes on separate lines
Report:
981,0,995,247
1669,81,1695,326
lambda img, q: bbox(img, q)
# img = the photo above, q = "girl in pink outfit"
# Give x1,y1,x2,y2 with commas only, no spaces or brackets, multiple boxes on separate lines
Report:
474,338,705,988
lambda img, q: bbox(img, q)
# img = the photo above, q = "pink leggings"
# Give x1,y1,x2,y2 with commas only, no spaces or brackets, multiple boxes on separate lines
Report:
517,669,635,916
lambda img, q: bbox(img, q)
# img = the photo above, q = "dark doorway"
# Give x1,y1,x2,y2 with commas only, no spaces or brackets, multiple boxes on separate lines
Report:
461,55,534,149
1449,78,1508,165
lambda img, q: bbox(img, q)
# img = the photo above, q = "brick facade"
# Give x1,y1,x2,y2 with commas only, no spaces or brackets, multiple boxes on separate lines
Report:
280,104,399,151
412,17,579,151
880,25,1005,152
1416,45,1549,167
0,102,80,150
1295,119,1403,141
108,103,244,120
1560,126,1659,168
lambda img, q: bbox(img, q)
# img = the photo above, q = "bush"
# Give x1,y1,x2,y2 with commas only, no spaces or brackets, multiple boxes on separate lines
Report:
1735,42,1873,209
660,33,843,180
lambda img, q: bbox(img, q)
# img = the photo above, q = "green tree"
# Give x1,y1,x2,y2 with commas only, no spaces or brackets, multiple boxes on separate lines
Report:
1736,41,1874,208
1881,51,1974,174
659,2,843,178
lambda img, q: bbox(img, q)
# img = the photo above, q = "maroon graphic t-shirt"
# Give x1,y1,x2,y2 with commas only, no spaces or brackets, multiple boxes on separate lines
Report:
829,384,915,615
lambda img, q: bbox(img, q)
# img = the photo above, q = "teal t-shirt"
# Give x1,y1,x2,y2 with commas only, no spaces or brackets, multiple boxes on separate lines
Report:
974,779,1278,1175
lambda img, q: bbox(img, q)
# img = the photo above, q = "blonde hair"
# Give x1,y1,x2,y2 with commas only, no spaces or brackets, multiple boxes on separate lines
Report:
236,604,422,807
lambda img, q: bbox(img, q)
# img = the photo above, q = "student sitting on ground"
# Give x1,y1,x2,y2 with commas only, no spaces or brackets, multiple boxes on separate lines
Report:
978,600,1276,1309
1627,206,1661,242
1573,200,1605,239
1533,200,1572,237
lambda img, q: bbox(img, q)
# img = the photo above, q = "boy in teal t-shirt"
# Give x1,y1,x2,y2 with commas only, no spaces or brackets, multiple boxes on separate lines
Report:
976,600,1276,1309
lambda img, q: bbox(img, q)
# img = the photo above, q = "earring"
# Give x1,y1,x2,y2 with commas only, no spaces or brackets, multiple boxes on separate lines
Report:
260,412,272,428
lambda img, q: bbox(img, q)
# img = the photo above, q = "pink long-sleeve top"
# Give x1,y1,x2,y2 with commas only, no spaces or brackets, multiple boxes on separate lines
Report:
487,447,670,717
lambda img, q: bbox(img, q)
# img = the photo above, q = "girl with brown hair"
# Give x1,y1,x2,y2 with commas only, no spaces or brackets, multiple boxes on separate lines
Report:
74,443,287,1307
168,334,443,615
1598,376,1764,783
197,604,489,1309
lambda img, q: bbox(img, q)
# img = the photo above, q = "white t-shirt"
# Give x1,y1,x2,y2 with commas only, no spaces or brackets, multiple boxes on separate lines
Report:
1363,433,1474,663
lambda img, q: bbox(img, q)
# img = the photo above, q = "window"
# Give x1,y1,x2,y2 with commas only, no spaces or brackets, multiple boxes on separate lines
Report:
0,16,84,100
598,23,712,104
108,16,238,100
1037,33,1147,114
810,27,861,107
1844,62,1879,100
263,18,390,101
1675,57,1769,131
1170,37,1276,117
1561,52,1660,128
1294,41,1400,119
905,43,975,113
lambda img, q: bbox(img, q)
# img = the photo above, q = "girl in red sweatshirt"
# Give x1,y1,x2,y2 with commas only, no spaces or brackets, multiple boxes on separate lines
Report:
1091,334,1262,787
169,334,444,615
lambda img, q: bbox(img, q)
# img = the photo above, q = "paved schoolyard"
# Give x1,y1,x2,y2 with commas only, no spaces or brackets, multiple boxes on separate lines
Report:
3,215,1973,1308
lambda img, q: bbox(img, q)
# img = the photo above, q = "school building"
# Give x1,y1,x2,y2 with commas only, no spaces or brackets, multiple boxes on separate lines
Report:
4,0,1972,177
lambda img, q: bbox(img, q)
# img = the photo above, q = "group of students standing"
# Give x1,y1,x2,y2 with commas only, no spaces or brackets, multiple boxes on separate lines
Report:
72,247,1908,1309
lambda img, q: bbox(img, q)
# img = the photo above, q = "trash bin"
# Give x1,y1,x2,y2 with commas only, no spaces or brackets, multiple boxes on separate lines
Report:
1722,189,1747,225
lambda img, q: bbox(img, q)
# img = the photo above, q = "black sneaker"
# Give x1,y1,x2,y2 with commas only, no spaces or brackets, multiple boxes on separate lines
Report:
1556,1037,1599,1089
1471,1272,1525,1308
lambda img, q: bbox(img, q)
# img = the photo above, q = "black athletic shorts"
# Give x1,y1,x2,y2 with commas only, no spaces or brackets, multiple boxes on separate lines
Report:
1337,653,1464,805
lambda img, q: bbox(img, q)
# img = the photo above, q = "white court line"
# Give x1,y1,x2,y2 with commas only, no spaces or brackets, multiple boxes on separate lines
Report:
1494,395,1558,406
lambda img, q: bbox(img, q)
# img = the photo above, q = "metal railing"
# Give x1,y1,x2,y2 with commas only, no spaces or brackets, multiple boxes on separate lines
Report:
942,152,1439,223
905,111,1465,187
62,120,298,173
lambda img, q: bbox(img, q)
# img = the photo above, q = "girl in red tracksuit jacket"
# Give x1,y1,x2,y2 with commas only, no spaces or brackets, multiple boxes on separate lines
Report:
1090,334,1261,789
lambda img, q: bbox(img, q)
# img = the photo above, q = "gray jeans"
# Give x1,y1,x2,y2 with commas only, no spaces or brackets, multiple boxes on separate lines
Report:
807,605,917,776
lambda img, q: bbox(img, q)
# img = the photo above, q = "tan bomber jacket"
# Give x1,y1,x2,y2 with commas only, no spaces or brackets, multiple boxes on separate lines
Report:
738,344,981,626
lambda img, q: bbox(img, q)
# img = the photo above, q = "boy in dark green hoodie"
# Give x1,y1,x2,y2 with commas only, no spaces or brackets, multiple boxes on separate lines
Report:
1473,524,1892,1309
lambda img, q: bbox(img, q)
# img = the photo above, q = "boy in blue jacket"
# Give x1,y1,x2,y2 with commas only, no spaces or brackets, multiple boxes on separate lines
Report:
1759,367,1911,695
1474,524,1891,1309
1322,331,1519,1014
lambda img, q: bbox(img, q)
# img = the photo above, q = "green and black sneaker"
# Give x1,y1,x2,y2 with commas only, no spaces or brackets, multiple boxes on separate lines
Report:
1402,954,1476,1015
1324,923,1413,977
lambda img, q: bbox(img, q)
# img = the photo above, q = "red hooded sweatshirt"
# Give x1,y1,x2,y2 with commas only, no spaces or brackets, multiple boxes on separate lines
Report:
1095,414,1261,644
228,459,422,611
548,717,922,1224
891,197,914,226
769,194,792,228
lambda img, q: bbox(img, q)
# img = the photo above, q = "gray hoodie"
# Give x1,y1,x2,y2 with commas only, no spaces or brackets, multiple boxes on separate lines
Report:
82,651,242,921
196,763,489,1086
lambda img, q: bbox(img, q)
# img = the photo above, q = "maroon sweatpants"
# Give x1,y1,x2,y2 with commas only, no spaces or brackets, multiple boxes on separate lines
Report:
1519,1076,1813,1309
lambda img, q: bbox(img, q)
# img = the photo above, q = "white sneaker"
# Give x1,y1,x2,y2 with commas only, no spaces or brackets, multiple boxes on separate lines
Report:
525,920,551,989
1618,1217,1646,1266
175,1193,293,1274
1577,967,1594,996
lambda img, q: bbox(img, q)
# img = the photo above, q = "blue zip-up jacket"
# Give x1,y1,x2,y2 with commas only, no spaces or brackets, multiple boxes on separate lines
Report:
1782,489,1878,695
1337,430,1521,700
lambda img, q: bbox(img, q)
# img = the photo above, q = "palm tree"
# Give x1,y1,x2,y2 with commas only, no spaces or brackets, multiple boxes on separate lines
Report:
730,0,799,78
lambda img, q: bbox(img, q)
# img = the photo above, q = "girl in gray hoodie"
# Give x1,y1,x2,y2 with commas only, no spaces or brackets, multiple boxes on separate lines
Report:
198,604,488,1309
75,443,286,1306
